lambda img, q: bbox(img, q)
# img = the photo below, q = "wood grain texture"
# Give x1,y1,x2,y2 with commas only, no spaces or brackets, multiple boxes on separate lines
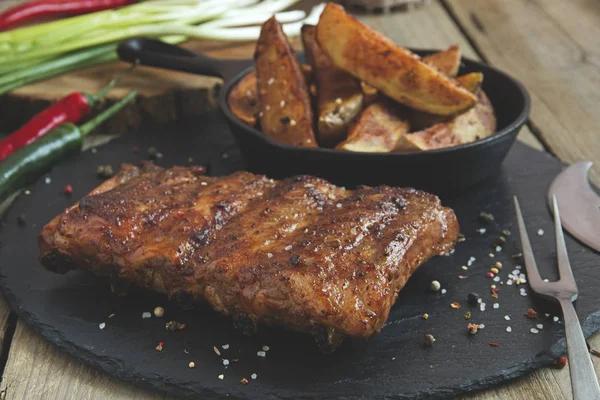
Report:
444,0,600,187
2,0,587,399
0,322,170,400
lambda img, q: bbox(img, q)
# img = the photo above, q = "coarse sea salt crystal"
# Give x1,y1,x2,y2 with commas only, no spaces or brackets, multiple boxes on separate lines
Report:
480,302,486,312
218,374,224,380
257,351,266,357
267,253,273,258
262,345,270,351
495,246,502,252
537,229,544,236
530,328,539,334
441,289,447,294
553,316,559,322
493,276,501,282
99,322,106,330
506,280,513,285
505,315,511,321
536,324,544,329
142,312,152,319
284,245,292,251
493,303,499,309
506,326,512,333
251,373,258,380
223,359,230,366
479,324,485,329
222,344,229,349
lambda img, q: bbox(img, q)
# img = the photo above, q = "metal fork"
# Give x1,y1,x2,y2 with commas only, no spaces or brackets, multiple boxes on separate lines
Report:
514,195,600,400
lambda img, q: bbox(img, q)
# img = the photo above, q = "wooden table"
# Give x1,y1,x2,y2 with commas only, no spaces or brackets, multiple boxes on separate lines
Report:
1,0,599,398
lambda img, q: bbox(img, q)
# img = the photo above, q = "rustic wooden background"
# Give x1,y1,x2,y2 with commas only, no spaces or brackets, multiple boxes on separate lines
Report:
0,0,599,399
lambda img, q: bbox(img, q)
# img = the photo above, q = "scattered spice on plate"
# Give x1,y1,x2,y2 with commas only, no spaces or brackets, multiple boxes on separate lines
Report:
524,308,537,319
555,356,567,369
241,378,249,385
422,313,429,320
64,184,73,195
450,302,461,309
467,293,480,305
153,307,164,318
430,280,441,292
156,342,164,351
424,334,435,346
479,211,495,223
490,267,499,274
214,346,221,356
467,323,479,335
458,275,468,280
464,311,471,320
165,321,186,331
488,342,500,347
96,164,114,178
108,313,115,318
189,361,195,368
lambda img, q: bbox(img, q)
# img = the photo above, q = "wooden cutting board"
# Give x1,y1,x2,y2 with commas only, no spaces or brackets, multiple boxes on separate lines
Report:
0,1,311,136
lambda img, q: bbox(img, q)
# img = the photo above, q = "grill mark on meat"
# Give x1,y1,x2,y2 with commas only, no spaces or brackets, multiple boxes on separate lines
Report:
38,163,459,351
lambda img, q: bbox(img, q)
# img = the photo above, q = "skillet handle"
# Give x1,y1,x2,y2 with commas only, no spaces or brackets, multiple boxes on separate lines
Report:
117,38,225,79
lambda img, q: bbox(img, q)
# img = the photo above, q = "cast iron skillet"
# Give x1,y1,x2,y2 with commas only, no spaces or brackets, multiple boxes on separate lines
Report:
117,38,530,194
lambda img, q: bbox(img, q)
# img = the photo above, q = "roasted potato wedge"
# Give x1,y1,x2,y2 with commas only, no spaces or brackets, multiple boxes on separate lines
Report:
456,72,484,93
302,25,363,147
228,71,260,127
336,98,410,152
396,90,496,151
228,65,314,127
316,4,477,116
422,45,461,77
255,17,316,147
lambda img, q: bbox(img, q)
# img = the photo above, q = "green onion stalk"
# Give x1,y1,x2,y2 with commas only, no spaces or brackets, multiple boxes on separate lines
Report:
0,0,325,94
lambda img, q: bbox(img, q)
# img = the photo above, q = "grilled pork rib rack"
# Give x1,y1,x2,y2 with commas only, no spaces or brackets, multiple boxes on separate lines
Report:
39,163,459,351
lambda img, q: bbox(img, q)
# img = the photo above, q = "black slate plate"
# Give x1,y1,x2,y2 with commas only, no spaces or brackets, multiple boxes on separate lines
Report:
1,112,599,399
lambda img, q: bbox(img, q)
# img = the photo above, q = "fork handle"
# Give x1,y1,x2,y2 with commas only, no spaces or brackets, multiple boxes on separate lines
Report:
559,298,600,400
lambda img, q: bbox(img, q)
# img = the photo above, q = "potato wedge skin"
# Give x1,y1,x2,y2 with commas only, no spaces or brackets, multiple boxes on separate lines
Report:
255,17,317,147
336,98,410,152
316,4,476,116
397,90,496,151
228,65,314,128
456,72,484,93
302,24,364,147
422,45,461,77
228,71,260,127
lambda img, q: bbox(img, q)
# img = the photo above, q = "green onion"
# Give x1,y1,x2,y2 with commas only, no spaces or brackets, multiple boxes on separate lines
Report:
0,0,324,93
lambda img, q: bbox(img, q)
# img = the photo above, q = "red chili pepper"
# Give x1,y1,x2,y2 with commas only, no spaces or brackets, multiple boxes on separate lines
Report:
0,67,132,162
0,0,137,31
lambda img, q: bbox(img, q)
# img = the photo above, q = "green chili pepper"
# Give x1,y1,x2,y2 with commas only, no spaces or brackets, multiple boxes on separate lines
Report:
0,90,136,202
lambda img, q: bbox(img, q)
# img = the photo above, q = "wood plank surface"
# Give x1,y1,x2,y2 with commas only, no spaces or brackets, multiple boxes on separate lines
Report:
2,0,594,399
444,0,600,187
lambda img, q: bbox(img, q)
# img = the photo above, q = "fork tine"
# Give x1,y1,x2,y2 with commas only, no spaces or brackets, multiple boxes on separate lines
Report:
513,196,545,291
552,195,578,293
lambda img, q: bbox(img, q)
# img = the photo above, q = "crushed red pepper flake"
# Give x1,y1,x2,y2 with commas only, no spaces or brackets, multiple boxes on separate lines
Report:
491,292,499,299
241,378,249,385
450,302,461,309
467,323,479,335
488,342,501,347
458,275,468,280
231,358,240,363
156,341,165,351
64,184,73,195
524,308,538,319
